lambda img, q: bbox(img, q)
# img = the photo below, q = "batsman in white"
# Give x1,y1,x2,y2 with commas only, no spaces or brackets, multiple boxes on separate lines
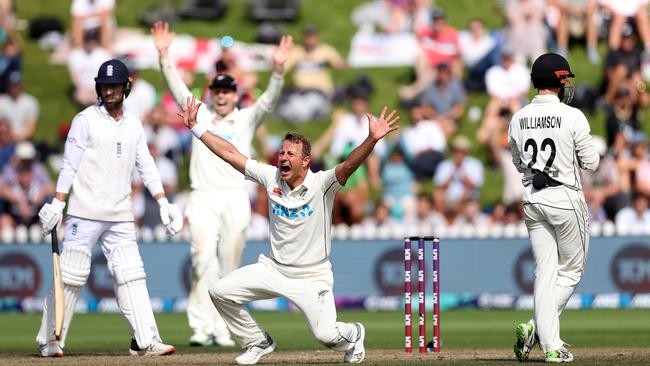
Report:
150,21,292,347
179,94,399,365
36,59,183,357
508,53,599,363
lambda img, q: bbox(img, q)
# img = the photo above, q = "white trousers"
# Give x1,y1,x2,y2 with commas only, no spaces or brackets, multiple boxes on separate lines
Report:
209,255,359,351
185,189,250,339
524,186,590,353
36,216,161,348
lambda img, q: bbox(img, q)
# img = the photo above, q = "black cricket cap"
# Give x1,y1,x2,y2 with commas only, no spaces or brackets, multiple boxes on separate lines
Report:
209,74,237,92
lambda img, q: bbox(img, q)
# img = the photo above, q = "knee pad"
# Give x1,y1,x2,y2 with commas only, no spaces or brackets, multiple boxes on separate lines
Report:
313,327,341,348
325,322,358,352
112,242,146,285
208,279,239,305
60,246,91,287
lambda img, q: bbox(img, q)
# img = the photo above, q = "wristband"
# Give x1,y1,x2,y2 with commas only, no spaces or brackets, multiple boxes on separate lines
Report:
191,123,208,139
157,197,169,206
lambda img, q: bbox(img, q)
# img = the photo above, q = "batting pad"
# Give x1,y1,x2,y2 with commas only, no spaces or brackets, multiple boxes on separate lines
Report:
60,246,91,286
37,246,91,348
112,241,159,348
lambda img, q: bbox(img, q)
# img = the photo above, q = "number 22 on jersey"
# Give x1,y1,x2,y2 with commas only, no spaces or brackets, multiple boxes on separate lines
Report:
524,137,556,174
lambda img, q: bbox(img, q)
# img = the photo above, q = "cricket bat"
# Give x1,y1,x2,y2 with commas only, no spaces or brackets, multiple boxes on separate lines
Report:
51,225,64,340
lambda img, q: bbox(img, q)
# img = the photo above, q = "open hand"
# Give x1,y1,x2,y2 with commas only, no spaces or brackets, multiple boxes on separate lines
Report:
178,94,202,129
272,35,294,75
366,106,400,142
150,21,175,55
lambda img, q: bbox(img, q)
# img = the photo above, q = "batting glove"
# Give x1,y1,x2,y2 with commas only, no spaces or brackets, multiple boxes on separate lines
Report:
39,198,65,236
158,198,183,236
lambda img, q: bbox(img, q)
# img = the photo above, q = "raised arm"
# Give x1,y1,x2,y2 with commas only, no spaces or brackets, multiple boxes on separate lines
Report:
151,21,194,106
250,35,292,125
180,95,248,173
335,106,400,185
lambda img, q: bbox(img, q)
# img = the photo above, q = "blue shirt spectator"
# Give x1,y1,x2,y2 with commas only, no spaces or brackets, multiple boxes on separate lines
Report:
381,146,416,219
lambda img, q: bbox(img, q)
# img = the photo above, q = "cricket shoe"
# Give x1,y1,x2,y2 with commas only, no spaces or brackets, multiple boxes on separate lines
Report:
343,323,366,363
128,338,175,356
514,322,538,362
189,333,215,347
235,332,276,365
39,341,63,357
545,347,574,363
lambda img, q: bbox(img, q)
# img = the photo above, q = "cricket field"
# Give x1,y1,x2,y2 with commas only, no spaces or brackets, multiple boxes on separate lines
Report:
0,309,648,365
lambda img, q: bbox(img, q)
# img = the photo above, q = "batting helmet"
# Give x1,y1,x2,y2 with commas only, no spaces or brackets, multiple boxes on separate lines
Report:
530,53,575,103
94,59,132,102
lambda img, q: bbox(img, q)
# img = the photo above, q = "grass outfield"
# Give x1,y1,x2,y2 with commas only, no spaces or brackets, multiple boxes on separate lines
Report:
1,309,649,365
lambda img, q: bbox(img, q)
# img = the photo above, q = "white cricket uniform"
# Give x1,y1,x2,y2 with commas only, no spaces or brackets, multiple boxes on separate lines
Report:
508,94,599,353
37,105,167,349
209,160,360,351
159,54,283,340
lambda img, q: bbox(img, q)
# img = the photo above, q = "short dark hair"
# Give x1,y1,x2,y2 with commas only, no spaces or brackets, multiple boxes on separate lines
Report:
283,132,311,157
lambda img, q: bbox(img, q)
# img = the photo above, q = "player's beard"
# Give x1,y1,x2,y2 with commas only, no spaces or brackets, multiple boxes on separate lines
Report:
103,92,125,112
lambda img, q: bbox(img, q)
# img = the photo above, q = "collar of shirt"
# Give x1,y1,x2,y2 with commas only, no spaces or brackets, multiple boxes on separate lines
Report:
97,105,125,123
281,168,314,196
532,94,560,104
210,105,240,122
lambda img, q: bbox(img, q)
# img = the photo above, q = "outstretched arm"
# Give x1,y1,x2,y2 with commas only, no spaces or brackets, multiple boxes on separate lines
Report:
250,35,293,126
151,21,194,107
180,95,248,174
335,106,400,186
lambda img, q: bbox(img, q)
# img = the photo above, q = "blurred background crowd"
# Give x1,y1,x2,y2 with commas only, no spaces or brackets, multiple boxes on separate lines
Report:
1,0,650,241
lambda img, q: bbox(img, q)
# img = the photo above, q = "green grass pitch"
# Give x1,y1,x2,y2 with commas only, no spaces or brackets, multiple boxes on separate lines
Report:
1,309,649,365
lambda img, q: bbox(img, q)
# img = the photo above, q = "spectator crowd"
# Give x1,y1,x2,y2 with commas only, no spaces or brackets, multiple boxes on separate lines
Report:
2,0,650,241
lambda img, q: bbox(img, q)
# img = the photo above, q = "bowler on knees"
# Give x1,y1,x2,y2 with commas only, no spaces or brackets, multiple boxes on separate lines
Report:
150,20,292,347
36,59,183,357
508,53,599,363
179,94,400,364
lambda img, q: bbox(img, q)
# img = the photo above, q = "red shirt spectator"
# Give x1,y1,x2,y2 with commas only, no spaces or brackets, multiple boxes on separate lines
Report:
416,8,460,67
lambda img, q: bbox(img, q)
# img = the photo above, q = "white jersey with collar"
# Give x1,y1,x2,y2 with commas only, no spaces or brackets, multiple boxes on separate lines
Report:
64,105,163,221
244,159,342,267
159,54,283,191
508,94,599,190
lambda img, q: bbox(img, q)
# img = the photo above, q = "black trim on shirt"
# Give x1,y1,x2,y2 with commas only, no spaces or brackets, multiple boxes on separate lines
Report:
322,180,338,261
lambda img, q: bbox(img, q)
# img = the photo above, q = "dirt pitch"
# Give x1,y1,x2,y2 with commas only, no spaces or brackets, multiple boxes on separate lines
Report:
2,348,650,365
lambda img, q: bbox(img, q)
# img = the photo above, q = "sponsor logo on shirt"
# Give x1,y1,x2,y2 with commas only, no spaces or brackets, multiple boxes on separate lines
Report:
116,142,122,158
67,137,77,145
272,203,313,220
272,187,282,196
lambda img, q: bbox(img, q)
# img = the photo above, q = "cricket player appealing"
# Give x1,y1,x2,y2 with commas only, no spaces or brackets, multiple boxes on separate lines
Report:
179,95,399,365
509,53,599,363
151,21,292,347
36,59,183,357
